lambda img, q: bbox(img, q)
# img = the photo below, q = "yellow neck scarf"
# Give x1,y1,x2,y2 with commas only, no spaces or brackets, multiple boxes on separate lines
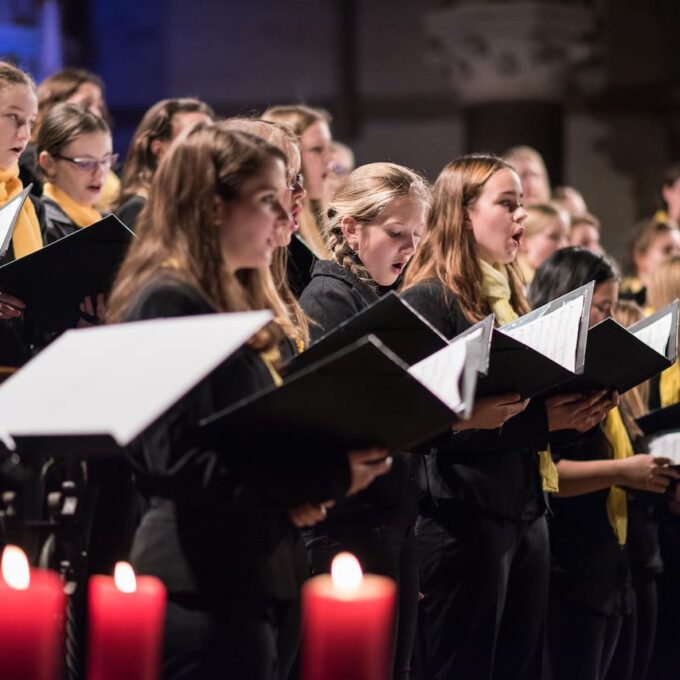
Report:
0,164,42,259
660,361,680,407
603,406,634,545
479,258,559,492
43,182,101,229
259,346,283,386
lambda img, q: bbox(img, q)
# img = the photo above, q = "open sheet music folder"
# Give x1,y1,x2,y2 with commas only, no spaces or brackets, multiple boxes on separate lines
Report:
560,300,679,395
0,214,134,336
202,333,479,454
475,282,593,398
0,311,273,457
637,402,680,437
284,291,449,375
0,185,32,258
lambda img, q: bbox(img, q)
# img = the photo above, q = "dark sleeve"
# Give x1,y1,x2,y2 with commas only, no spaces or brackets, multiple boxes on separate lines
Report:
126,280,350,509
116,197,145,232
400,282,461,339
299,278,363,341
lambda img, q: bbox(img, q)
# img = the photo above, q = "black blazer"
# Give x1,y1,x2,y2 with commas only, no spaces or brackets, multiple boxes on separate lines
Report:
401,279,548,521
548,426,633,616
125,274,350,606
299,259,416,520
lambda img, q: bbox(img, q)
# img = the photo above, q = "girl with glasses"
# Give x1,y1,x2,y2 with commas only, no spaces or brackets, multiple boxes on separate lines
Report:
37,102,114,243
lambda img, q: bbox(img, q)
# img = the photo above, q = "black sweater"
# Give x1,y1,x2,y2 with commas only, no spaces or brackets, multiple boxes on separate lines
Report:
124,274,349,605
401,279,548,521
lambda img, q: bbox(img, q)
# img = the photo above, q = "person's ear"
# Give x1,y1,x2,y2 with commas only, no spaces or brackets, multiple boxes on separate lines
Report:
38,150,56,179
150,139,168,162
462,207,473,231
341,215,359,250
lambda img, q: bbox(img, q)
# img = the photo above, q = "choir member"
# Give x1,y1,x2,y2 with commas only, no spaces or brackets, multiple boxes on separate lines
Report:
116,98,214,230
299,161,430,680
106,123,391,680
529,246,678,680
400,154,612,680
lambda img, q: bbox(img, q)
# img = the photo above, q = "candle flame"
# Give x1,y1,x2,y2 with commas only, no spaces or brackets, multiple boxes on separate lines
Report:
1,545,30,590
331,552,363,595
114,562,137,593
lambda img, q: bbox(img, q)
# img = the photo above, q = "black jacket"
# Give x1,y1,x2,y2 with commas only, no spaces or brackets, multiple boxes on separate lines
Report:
549,426,634,616
40,196,99,244
299,259,379,341
125,274,350,606
401,279,548,521
115,195,146,232
299,259,416,521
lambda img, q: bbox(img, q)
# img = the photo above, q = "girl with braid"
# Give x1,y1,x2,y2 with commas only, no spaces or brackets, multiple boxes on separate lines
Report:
298,161,430,680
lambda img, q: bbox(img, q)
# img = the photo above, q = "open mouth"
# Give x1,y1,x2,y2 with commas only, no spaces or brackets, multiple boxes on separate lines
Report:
10,146,23,156
87,184,103,193
511,228,524,247
391,262,405,274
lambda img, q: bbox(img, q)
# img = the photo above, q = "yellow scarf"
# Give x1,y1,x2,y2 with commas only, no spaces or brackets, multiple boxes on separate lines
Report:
259,346,283,386
0,164,42,259
603,407,633,545
479,259,559,492
43,182,102,228
660,361,680,407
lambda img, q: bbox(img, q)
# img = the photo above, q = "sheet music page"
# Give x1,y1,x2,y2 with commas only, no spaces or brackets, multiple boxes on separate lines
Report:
0,192,23,248
501,296,584,372
408,337,467,411
632,314,673,357
649,432,680,465
0,310,272,445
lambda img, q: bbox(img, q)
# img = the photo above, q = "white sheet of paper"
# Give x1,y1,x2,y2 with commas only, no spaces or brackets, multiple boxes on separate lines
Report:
0,190,26,251
408,336,467,412
648,432,680,465
0,310,272,445
501,296,584,372
632,313,673,357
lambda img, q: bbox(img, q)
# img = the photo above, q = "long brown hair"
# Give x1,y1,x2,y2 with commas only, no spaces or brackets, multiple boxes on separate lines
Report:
403,154,530,322
34,68,110,138
116,98,214,208
325,162,431,287
262,105,332,259
218,117,309,346
107,124,287,350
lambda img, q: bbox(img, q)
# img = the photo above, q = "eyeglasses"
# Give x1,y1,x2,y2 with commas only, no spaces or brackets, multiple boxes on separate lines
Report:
54,153,119,172
287,172,304,192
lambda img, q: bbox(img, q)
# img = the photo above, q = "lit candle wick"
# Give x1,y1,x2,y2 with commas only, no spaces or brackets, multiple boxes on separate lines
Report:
1,545,30,590
331,552,363,596
114,562,137,594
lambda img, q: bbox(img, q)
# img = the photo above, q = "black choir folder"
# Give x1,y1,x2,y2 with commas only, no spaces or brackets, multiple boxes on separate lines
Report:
637,403,680,436
0,214,134,336
284,291,449,375
201,330,487,453
475,282,594,398
0,310,481,459
560,300,679,395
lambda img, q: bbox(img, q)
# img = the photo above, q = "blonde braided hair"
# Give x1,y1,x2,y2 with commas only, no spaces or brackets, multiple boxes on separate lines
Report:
325,162,431,287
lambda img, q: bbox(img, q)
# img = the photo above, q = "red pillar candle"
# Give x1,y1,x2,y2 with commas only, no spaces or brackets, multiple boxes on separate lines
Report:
302,552,396,680
0,545,66,680
87,562,166,680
